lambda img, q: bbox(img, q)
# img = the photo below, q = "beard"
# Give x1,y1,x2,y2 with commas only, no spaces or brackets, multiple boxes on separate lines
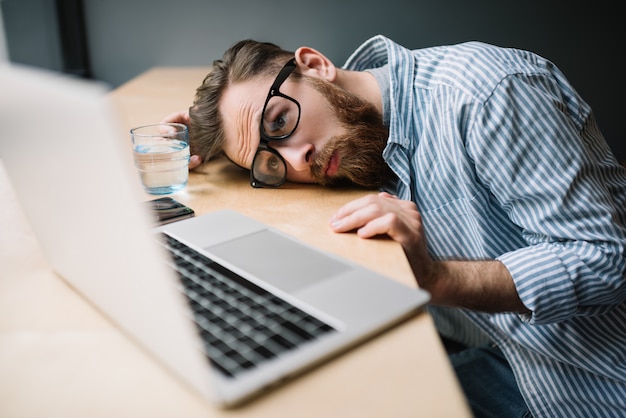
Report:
305,77,392,188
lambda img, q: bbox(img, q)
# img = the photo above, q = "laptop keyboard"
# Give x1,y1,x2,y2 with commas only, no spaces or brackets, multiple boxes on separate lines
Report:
159,233,336,378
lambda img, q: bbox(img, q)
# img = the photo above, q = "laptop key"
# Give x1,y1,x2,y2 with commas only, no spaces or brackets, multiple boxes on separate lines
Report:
158,233,336,378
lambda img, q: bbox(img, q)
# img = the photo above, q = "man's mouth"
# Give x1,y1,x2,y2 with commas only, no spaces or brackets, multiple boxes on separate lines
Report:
325,150,340,177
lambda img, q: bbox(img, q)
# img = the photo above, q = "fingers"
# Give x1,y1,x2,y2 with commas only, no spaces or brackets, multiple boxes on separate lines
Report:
329,192,422,244
158,110,191,135
329,192,409,233
353,211,399,239
330,193,432,283
332,192,390,218
161,110,200,169
329,193,385,232
189,155,202,170
158,124,178,135
160,110,190,125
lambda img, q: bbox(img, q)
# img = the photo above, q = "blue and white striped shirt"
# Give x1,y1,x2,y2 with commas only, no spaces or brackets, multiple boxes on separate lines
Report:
345,35,626,417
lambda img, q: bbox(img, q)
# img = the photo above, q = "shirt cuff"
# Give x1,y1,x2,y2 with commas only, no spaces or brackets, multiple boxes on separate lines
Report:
497,244,578,325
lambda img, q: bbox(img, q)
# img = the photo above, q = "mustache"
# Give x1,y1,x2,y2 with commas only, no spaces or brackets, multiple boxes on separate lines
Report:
310,131,390,188
310,138,337,184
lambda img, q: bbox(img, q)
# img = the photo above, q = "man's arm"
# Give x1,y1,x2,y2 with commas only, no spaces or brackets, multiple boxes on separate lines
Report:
329,192,530,314
425,259,529,313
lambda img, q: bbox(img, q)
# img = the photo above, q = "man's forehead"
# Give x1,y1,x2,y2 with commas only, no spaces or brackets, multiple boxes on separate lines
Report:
219,79,269,168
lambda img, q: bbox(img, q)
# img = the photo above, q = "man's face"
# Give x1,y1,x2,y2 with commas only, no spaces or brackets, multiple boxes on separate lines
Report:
219,71,389,188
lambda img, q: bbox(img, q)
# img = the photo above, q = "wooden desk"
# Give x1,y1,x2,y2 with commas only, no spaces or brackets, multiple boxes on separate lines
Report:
0,68,471,417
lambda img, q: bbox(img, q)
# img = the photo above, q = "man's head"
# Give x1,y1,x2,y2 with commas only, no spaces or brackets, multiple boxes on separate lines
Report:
189,39,390,188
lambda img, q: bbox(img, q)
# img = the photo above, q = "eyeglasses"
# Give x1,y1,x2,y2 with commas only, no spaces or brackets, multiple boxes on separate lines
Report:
250,58,300,188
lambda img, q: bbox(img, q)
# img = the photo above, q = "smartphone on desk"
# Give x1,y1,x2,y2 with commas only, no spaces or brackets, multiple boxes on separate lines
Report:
145,197,195,225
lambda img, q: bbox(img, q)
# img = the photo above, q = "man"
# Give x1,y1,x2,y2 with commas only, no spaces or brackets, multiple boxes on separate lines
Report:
163,35,626,417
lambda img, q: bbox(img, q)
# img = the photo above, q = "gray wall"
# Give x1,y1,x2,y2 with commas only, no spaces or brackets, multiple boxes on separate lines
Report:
2,0,623,163
1,0,62,71
0,3,7,61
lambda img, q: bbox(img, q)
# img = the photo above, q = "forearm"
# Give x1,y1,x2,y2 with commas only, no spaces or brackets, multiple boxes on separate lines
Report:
329,193,530,315
411,256,530,314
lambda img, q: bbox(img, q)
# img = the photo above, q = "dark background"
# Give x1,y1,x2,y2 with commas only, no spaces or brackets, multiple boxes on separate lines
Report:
2,0,623,164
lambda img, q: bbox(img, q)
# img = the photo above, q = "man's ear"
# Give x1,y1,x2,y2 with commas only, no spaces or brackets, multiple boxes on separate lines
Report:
294,47,337,82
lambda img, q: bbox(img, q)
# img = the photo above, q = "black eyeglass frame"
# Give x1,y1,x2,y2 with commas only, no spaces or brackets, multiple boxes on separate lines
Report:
250,58,300,188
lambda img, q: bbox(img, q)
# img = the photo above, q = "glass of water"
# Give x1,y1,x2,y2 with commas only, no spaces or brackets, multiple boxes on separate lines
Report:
130,123,190,195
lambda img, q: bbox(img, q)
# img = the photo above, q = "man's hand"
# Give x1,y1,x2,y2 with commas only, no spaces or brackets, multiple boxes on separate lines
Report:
161,110,202,169
161,109,190,125
329,192,530,313
329,192,435,283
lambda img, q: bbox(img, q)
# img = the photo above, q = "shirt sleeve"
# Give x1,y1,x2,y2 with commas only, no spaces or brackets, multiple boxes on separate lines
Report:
466,73,626,325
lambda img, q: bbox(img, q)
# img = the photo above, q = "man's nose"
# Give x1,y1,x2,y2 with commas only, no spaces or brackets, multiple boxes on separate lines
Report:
269,140,314,171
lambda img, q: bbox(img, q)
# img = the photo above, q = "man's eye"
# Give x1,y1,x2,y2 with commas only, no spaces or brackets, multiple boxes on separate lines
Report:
262,97,297,138
265,153,282,172
268,113,288,133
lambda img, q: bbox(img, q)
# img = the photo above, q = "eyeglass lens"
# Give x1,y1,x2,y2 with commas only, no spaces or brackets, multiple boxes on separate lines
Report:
261,96,299,139
252,148,287,186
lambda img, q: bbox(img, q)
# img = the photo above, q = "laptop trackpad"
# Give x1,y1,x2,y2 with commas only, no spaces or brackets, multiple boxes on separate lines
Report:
207,229,349,293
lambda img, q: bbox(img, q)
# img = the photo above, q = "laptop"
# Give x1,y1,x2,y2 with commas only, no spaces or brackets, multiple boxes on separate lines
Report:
0,63,430,407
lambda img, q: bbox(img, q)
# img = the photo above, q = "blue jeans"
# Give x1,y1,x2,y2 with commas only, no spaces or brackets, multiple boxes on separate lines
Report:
448,342,533,418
